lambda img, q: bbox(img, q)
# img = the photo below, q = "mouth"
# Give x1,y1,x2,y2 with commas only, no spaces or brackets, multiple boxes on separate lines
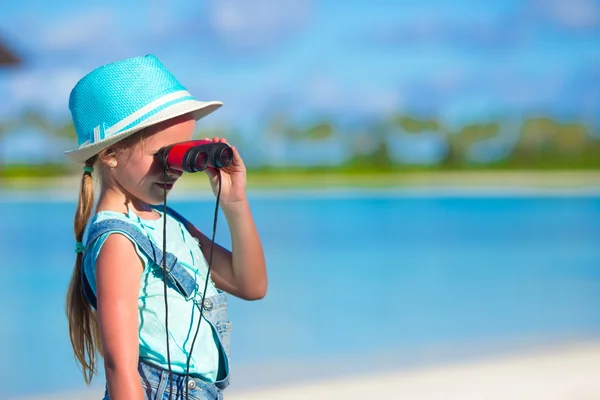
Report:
155,181,175,191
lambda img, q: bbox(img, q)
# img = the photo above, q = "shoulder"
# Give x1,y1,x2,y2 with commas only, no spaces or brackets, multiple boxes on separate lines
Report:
88,210,146,233
96,233,143,268
96,232,145,267
86,210,152,243
84,212,150,273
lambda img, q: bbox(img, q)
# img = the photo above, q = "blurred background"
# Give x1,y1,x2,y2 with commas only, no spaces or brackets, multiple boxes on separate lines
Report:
0,0,599,399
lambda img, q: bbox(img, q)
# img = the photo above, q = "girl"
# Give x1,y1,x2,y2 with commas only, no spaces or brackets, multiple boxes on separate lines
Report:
64,55,267,400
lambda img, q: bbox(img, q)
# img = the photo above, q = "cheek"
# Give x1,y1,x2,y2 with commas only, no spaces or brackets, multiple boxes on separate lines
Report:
120,154,156,182
148,156,165,176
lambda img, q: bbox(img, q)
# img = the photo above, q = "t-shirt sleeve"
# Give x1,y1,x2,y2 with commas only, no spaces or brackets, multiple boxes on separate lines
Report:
83,230,150,296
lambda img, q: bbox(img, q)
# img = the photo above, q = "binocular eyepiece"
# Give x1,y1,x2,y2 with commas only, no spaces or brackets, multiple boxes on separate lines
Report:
158,140,233,173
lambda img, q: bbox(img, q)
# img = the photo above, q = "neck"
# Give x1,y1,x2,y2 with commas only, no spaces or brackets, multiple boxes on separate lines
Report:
96,185,158,220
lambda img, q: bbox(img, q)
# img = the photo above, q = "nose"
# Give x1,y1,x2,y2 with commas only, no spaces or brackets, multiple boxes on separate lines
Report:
168,168,183,178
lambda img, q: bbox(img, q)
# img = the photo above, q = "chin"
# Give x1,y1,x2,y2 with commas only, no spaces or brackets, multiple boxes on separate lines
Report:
147,198,165,206
146,188,172,205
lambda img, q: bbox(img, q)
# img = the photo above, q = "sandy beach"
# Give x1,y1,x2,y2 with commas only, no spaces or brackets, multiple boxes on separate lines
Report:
3,170,600,192
14,340,600,400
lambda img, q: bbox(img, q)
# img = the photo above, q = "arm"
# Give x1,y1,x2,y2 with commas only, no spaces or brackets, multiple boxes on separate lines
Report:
186,199,267,300
95,234,145,400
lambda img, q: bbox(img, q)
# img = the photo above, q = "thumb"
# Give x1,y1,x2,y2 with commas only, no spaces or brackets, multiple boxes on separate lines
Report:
203,166,220,184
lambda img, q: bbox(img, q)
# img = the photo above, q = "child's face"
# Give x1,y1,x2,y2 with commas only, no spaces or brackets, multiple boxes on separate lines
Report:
108,114,196,205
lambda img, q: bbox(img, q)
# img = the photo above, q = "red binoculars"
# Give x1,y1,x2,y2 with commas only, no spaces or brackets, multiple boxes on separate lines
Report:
157,140,233,173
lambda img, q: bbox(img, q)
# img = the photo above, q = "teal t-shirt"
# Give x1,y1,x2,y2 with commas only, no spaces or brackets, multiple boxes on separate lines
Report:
83,206,221,381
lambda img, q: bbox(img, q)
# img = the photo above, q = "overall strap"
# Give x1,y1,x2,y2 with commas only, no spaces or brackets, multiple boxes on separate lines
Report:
81,219,198,310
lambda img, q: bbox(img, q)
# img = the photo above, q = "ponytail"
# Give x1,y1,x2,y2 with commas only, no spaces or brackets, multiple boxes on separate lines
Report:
66,156,103,384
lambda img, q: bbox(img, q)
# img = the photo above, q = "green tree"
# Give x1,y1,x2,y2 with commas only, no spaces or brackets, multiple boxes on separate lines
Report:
393,115,441,133
0,116,19,173
512,117,597,168
443,122,500,168
347,121,395,171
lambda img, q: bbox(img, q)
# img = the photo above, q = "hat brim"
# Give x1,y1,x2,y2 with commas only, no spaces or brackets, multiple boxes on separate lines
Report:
64,100,223,164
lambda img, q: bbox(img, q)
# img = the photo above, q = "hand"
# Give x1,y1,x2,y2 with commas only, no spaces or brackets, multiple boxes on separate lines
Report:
202,137,247,206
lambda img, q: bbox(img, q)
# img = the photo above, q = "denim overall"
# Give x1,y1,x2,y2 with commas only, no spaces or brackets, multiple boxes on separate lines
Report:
81,208,231,400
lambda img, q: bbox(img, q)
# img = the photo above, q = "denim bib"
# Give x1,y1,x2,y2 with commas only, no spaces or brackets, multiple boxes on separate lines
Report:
81,207,231,399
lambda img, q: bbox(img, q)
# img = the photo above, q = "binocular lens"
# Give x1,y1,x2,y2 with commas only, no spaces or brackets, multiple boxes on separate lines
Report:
217,147,234,168
193,151,209,172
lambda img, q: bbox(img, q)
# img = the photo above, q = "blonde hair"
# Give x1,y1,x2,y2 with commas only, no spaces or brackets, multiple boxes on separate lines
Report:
65,128,154,383
65,155,102,384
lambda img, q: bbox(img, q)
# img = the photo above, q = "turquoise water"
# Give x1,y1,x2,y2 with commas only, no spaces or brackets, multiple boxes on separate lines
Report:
1,191,600,398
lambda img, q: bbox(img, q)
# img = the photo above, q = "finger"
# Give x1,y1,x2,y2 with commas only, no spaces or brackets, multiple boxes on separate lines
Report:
231,146,244,166
203,137,210,141
204,165,218,174
212,136,219,142
203,166,219,180
219,137,227,144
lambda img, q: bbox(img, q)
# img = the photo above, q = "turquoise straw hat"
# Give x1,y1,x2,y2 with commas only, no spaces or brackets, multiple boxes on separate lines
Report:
64,54,222,163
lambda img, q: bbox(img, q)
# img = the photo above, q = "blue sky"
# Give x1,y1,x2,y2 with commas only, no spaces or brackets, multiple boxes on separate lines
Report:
0,0,599,163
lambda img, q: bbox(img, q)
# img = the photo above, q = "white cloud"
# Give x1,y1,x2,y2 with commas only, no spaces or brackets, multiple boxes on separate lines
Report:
304,74,403,118
431,68,466,93
209,0,313,49
41,8,118,51
532,0,600,28
6,68,87,116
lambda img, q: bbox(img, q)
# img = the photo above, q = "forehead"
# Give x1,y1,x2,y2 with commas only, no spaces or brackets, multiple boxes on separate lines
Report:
144,116,196,148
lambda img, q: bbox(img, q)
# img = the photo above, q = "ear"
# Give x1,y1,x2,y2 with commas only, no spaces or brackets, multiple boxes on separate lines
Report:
98,149,118,169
